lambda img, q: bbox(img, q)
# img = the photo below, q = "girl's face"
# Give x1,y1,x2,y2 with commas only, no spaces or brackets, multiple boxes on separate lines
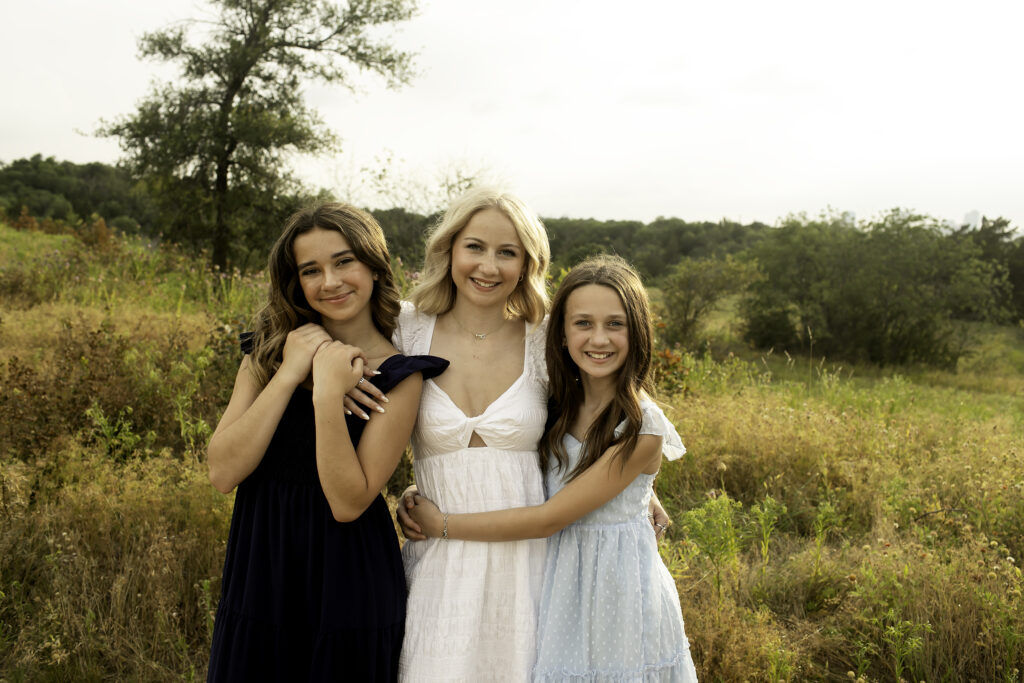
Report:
449,208,526,308
293,227,376,326
563,284,629,382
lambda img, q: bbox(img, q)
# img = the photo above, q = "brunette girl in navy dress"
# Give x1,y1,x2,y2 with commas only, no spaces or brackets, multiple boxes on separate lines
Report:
206,203,446,681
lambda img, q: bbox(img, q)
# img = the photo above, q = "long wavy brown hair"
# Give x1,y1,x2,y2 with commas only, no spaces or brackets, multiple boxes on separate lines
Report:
246,202,400,386
539,254,655,481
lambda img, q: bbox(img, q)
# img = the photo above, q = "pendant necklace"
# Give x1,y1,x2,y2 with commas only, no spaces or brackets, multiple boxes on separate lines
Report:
451,313,506,341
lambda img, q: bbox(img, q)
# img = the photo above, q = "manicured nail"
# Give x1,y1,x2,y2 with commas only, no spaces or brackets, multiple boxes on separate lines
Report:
373,370,382,375
345,409,352,416
380,395,390,403
360,412,369,420
376,406,386,413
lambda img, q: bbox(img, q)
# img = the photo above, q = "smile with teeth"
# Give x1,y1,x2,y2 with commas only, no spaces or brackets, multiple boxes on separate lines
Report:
470,278,500,289
585,351,614,360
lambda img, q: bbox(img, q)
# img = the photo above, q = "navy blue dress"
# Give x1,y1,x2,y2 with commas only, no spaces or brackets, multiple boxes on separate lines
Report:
207,352,448,682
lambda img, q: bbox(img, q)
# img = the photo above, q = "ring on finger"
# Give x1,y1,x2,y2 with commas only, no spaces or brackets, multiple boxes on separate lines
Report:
655,522,668,532
357,377,366,386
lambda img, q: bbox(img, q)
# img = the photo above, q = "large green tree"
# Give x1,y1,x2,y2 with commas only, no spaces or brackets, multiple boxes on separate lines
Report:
100,0,417,268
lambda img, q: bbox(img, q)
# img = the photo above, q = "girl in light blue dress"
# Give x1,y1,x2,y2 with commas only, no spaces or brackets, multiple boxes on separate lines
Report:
408,254,698,681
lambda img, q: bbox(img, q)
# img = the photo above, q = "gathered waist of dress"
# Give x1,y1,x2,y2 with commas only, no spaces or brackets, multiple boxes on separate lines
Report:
412,448,545,515
412,445,540,462
568,509,652,530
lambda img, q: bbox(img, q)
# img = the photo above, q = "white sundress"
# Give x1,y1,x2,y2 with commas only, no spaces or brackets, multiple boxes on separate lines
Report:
395,301,549,682
533,399,698,682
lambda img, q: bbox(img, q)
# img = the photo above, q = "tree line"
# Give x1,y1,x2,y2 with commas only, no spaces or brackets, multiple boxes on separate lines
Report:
2,154,1020,368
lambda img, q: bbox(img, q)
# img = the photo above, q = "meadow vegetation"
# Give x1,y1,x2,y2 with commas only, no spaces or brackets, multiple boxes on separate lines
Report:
1,221,1021,681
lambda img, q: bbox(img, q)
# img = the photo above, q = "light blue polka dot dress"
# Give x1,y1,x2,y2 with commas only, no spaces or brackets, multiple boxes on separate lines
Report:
533,399,698,682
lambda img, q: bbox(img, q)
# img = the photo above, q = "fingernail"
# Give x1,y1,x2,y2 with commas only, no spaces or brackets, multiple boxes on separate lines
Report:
373,370,382,375
381,395,390,403
345,409,352,416
376,406,386,413
360,412,369,420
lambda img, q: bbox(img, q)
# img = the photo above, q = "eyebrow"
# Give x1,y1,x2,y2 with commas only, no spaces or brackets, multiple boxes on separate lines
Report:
297,249,354,269
461,236,521,249
569,312,626,319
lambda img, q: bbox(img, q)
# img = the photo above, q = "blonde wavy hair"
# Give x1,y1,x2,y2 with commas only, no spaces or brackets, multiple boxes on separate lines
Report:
410,187,550,324
247,202,400,387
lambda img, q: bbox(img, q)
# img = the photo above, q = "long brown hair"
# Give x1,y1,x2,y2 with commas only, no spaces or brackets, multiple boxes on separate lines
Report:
539,254,655,481
247,202,400,386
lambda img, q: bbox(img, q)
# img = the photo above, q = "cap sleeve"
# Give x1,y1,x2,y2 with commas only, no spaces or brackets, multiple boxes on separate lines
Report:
638,400,686,461
393,300,434,356
397,354,449,381
373,354,449,393
525,315,550,391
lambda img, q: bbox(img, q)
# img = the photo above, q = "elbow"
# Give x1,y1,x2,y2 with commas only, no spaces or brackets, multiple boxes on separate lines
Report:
524,507,565,539
329,501,367,523
537,519,565,539
207,458,237,494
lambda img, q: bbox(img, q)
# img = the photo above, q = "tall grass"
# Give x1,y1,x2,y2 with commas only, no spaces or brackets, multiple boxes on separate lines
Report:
2,220,1022,681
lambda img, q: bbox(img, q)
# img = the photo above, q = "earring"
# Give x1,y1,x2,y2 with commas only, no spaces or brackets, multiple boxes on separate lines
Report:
518,273,524,283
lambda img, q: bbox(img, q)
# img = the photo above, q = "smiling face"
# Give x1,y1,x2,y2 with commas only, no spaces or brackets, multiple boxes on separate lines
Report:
563,283,630,382
449,208,526,308
292,227,376,328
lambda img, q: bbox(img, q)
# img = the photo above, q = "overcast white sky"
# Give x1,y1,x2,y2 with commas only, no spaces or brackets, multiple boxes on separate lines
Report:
2,0,1022,228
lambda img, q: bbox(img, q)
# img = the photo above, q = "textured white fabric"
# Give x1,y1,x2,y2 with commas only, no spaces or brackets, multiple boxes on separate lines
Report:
395,301,549,682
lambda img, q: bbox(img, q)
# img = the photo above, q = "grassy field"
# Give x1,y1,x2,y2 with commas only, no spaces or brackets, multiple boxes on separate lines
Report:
1,222,1021,681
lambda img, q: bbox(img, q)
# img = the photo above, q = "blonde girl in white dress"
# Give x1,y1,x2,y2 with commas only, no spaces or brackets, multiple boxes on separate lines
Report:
346,189,674,682
394,187,551,681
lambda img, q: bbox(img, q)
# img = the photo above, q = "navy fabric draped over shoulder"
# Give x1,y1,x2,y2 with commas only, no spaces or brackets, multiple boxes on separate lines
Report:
208,338,448,682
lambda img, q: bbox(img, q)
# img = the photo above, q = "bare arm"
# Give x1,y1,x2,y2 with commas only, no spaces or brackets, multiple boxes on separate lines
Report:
313,343,423,522
408,435,664,541
207,324,331,493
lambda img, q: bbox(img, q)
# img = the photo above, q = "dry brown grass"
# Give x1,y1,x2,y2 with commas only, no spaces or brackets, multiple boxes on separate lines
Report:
2,221,1022,681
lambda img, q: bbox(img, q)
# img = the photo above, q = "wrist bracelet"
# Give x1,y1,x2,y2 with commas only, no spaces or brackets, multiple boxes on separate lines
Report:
442,513,449,540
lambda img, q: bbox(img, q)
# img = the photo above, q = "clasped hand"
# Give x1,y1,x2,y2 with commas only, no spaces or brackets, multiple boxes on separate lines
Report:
279,323,367,394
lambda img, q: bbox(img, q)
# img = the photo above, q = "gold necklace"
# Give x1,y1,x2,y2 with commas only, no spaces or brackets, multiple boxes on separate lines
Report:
450,313,506,341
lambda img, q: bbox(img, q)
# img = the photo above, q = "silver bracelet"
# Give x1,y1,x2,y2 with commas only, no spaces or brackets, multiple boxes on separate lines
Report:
442,513,449,540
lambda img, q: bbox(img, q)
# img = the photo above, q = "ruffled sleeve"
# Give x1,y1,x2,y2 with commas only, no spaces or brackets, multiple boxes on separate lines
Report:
393,300,428,356
374,354,449,393
525,315,550,390
638,400,687,462
239,331,255,355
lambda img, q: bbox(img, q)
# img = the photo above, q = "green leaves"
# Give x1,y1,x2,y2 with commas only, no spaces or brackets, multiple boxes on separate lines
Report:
741,209,1008,366
99,0,419,268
